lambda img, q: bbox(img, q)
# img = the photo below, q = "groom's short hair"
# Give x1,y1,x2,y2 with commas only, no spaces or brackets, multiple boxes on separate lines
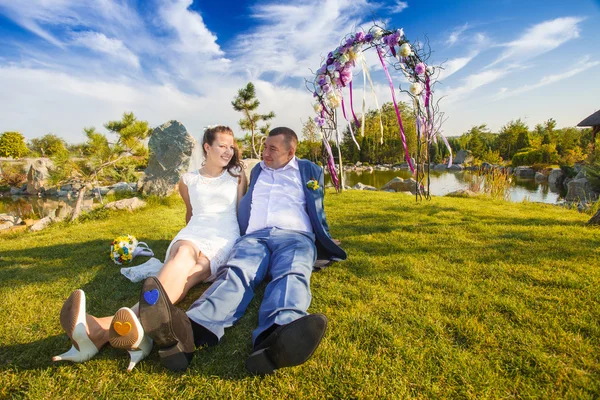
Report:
269,127,298,149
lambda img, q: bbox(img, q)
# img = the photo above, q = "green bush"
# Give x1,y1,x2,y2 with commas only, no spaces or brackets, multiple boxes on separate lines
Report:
512,148,542,167
0,132,29,159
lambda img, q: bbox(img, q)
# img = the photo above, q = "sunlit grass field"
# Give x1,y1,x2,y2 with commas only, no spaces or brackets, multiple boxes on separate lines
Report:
1,191,599,398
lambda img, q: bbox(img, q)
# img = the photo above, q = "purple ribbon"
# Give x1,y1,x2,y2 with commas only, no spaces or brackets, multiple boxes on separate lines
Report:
376,47,414,173
425,75,431,108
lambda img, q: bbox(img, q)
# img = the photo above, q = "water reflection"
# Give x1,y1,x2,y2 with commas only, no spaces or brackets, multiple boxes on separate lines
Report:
330,170,566,204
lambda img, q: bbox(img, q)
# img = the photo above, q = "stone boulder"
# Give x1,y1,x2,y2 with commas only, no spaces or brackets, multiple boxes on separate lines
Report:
565,178,599,202
0,214,23,231
514,166,535,179
10,185,26,195
446,189,478,198
104,197,147,212
548,169,565,186
242,159,260,183
112,182,135,193
454,149,474,165
26,158,53,195
448,164,464,171
481,162,493,171
30,216,53,232
535,172,547,182
352,182,377,191
138,120,195,197
380,177,418,194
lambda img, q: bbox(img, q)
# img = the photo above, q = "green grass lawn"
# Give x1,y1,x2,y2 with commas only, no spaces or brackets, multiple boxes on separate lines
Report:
1,192,599,399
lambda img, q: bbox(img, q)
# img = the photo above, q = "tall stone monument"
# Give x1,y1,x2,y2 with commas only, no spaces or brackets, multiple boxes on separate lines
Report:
138,120,195,197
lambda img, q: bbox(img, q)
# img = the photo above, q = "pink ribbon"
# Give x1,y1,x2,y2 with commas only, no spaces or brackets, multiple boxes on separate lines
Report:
377,47,414,173
349,81,361,127
425,74,431,108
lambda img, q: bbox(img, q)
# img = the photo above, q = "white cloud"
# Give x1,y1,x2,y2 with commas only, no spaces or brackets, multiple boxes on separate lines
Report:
232,0,376,80
488,16,585,67
158,0,223,56
438,54,477,81
0,66,315,142
71,31,140,68
389,1,408,14
447,23,468,46
495,56,600,99
437,31,489,81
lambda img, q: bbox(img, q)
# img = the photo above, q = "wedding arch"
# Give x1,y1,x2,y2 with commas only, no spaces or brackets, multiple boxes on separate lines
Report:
308,24,452,199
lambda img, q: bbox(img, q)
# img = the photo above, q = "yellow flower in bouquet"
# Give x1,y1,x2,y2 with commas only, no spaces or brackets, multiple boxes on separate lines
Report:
110,234,138,265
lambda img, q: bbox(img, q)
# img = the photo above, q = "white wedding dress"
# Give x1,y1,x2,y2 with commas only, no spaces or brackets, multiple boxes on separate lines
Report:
121,168,240,282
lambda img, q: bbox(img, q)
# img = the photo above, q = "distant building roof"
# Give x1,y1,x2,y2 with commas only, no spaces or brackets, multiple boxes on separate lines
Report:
577,109,600,127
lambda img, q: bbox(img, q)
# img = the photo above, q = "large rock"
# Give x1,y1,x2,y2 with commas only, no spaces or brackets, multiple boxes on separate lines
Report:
446,189,478,198
353,182,377,191
104,197,147,211
548,168,565,186
514,166,535,179
242,159,260,183
111,182,135,193
535,172,547,182
565,178,599,202
29,216,52,232
26,158,53,195
380,177,418,194
138,121,195,197
0,214,23,231
433,164,447,171
454,149,474,165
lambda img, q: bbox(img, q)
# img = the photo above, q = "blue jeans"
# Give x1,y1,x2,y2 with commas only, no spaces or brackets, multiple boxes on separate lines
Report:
186,227,317,345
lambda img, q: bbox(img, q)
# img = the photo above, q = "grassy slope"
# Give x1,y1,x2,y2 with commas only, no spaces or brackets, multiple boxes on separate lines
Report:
0,192,599,399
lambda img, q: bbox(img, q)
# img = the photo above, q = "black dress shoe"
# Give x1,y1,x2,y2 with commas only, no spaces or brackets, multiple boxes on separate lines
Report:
246,314,328,375
139,276,195,371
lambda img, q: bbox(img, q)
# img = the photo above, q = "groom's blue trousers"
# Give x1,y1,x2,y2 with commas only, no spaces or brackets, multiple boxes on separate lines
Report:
186,227,317,345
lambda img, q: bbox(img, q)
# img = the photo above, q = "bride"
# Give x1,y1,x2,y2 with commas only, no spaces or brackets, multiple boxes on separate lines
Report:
52,125,246,370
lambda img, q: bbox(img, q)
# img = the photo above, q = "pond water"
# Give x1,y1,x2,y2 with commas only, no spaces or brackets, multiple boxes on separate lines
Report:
1,170,566,220
330,170,566,204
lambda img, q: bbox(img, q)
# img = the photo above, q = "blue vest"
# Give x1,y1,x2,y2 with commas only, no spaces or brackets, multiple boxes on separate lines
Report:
238,159,347,262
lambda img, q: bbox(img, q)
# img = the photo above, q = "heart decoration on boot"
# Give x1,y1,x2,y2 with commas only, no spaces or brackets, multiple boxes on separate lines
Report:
143,289,159,305
113,321,132,336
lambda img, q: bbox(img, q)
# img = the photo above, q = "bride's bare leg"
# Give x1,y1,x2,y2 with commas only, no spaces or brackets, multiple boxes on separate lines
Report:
87,241,211,343
127,254,210,314
156,240,210,304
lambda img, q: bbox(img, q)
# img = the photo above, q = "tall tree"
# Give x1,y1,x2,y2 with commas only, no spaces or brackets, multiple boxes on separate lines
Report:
300,118,321,163
0,131,29,159
496,119,528,160
29,133,68,157
51,112,149,221
231,82,275,158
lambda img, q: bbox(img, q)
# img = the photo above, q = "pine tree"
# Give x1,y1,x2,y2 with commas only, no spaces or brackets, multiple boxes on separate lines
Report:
231,82,275,158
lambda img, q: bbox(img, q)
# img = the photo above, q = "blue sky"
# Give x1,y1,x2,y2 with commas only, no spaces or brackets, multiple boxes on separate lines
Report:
1,0,599,143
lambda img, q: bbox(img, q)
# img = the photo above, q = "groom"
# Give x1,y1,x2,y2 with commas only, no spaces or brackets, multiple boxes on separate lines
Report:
139,127,346,374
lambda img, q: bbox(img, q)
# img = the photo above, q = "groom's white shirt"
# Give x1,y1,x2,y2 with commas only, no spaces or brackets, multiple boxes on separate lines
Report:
247,156,313,235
